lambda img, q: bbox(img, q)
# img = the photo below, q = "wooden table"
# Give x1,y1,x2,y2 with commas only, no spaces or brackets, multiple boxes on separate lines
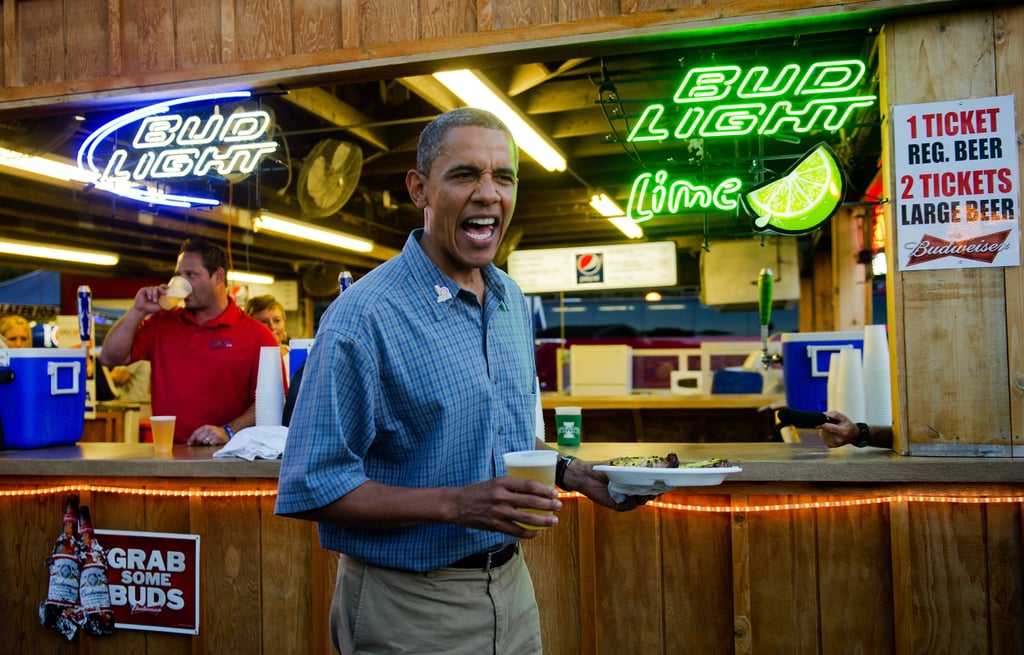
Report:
541,393,784,443
80,402,146,443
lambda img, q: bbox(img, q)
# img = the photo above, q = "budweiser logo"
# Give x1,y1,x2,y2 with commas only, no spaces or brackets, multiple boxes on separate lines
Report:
904,230,1012,266
130,604,162,616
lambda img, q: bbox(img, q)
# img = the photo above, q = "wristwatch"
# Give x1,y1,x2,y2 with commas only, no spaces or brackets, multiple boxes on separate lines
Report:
854,422,870,448
555,455,576,489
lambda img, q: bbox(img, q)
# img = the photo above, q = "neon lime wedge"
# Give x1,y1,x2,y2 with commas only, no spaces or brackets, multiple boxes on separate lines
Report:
746,143,843,234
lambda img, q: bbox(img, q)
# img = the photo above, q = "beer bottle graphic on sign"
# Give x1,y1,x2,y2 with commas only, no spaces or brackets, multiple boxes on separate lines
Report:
39,494,81,640
77,505,116,636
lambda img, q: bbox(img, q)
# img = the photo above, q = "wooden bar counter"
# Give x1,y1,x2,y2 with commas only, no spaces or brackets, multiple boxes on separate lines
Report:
2,440,1023,654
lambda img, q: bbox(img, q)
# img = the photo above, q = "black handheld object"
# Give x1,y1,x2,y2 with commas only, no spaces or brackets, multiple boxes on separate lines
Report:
777,408,837,428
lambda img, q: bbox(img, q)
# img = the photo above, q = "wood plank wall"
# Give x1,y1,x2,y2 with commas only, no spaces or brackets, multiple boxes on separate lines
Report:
0,478,333,655
4,481,1022,654
0,0,968,105
883,7,1024,455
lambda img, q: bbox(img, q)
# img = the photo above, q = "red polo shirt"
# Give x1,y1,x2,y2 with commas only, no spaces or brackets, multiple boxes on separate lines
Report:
130,297,280,442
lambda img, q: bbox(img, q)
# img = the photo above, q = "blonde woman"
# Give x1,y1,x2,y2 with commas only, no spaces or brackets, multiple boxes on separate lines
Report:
0,315,31,348
243,295,289,356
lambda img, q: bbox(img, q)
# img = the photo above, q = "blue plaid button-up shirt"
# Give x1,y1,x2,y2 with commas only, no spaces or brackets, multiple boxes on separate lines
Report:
276,230,537,571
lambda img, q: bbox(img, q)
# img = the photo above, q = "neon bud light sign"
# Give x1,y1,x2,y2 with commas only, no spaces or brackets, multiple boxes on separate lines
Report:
77,91,278,208
623,59,874,229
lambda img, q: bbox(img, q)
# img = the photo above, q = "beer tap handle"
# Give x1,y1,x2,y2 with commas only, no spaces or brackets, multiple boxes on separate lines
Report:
758,268,776,369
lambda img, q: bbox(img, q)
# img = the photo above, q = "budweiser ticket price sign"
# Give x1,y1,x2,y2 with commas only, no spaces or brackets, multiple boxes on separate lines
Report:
893,94,1020,271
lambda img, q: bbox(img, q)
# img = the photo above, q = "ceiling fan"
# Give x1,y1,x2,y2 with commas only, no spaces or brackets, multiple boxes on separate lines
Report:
301,261,347,297
297,139,363,218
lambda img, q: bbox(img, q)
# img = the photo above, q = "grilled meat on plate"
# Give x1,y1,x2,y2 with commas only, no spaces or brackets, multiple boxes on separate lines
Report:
608,453,680,468
607,454,731,468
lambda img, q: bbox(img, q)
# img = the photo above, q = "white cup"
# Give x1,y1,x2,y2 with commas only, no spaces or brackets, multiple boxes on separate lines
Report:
159,275,192,310
150,415,176,453
503,449,558,530
256,346,285,426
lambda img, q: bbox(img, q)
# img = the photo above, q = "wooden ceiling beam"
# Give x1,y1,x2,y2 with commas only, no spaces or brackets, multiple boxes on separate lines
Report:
281,87,390,152
507,58,589,96
395,75,461,112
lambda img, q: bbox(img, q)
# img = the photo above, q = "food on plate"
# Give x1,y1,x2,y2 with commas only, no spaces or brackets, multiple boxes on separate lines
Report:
680,456,732,468
607,454,733,469
608,453,680,468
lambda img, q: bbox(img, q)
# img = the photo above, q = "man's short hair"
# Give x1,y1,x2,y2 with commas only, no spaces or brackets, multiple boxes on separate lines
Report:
416,107,518,176
180,238,227,276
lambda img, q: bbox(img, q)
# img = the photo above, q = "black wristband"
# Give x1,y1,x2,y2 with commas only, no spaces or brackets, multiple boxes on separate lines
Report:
555,455,576,490
854,422,870,448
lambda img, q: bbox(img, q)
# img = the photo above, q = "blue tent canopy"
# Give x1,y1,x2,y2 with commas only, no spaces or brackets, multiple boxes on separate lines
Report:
0,270,60,320
0,270,60,305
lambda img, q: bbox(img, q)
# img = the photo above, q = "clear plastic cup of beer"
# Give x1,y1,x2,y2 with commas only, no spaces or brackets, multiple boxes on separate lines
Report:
502,449,558,530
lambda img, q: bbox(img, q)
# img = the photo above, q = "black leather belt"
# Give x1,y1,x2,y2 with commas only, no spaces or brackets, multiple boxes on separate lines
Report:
448,543,518,571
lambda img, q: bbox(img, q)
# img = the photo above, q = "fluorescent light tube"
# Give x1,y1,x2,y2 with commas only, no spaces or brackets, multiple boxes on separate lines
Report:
227,270,276,285
433,70,567,172
590,193,643,239
0,237,119,266
254,212,374,253
0,147,98,183
0,147,215,208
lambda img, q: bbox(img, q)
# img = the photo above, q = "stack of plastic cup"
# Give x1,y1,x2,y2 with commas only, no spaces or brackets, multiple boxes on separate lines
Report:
255,346,284,426
833,346,866,423
861,325,892,426
826,351,842,413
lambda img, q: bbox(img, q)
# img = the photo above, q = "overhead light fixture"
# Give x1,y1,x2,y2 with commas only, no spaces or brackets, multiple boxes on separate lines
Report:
0,146,211,208
0,147,97,183
589,193,644,239
432,70,567,172
227,270,276,285
0,237,119,266
254,212,374,253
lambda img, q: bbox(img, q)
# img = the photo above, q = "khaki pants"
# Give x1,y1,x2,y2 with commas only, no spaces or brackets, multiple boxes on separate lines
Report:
330,551,543,655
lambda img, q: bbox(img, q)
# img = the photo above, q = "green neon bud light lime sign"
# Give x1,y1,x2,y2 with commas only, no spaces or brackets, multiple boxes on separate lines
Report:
620,59,876,234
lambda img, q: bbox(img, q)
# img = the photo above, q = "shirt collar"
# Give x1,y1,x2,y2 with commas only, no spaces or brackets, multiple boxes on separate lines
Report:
403,229,508,315
178,295,242,328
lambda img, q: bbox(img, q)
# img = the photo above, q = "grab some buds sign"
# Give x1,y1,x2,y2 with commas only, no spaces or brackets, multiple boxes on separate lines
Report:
893,95,1020,270
96,529,200,634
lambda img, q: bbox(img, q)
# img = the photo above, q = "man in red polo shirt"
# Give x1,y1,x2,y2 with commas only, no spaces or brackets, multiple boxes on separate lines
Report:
99,238,279,445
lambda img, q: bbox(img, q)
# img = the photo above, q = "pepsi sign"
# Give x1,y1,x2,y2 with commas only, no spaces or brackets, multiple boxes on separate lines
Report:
576,253,604,284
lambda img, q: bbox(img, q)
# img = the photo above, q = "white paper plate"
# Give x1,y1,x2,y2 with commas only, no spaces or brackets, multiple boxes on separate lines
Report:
594,465,743,487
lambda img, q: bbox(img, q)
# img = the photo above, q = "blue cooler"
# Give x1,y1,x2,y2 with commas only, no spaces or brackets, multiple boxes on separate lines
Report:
781,332,863,412
288,338,314,382
0,348,86,449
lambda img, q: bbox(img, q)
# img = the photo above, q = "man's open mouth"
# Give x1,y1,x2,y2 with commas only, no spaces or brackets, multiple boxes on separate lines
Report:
463,216,497,241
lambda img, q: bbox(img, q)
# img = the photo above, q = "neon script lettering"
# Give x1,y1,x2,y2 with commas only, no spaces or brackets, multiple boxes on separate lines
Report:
78,91,278,208
627,172,743,222
627,60,877,141
103,112,277,180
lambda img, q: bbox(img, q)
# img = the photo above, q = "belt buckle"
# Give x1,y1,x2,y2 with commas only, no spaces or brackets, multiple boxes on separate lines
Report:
483,544,511,572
